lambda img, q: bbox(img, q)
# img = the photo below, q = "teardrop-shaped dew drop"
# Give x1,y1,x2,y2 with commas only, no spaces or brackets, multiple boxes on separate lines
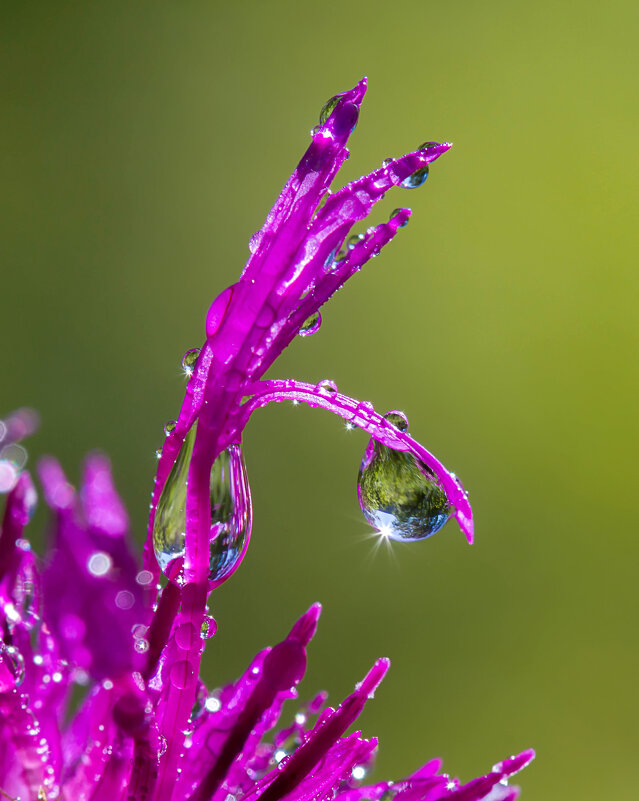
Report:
357,440,452,542
164,420,177,436
153,426,252,586
383,410,410,432
401,165,429,189
334,249,347,263
316,379,338,396
153,426,195,580
299,312,322,337
319,95,341,125
389,209,410,228
208,444,252,586
347,234,364,249
182,348,200,373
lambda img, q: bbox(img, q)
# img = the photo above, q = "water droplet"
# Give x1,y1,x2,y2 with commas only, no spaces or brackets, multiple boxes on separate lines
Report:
299,312,322,337
170,659,195,690
153,426,252,586
319,95,340,125
316,379,338,396
358,440,452,542
382,157,394,167
201,615,217,639
334,249,347,263
383,410,409,432
419,141,441,151
158,735,168,756
164,420,177,436
208,444,252,586
152,426,194,580
155,448,162,460
390,209,409,228
347,234,364,249
324,248,338,270
182,348,200,374
401,166,429,189
352,765,367,781
310,125,321,137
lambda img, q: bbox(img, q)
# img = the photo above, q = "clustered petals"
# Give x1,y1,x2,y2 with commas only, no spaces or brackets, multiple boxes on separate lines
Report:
0,79,533,801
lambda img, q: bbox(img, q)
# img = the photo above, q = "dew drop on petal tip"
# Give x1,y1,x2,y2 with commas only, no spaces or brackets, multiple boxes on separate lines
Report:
299,312,322,337
419,141,441,151
390,209,409,228
358,439,452,542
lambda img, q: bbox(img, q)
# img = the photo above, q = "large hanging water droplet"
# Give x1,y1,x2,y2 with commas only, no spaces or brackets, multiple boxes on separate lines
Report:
208,443,252,586
299,312,322,337
319,95,341,125
153,427,195,580
401,165,429,189
383,410,409,432
357,439,452,542
152,426,252,585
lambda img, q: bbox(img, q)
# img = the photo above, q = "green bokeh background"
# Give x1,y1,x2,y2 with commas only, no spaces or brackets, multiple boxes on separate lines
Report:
2,2,638,799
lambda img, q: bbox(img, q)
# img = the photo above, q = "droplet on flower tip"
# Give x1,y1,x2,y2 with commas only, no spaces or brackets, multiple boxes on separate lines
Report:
299,312,322,337
319,95,341,125
401,165,429,189
419,141,441,151
164,420,177,436
390,209,409,227
358,440,452,542
383,410,410,432
316,379,338,396
182,348,200,373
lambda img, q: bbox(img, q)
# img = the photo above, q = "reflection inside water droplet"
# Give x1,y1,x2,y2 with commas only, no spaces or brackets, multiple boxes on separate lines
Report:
152,425,252,586
299,312,322,337
316,379,338,396
319,95,341,125
358,438,452,542
401,165,429,189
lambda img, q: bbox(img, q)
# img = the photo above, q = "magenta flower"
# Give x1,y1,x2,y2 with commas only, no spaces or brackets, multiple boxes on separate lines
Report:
0,79,533,801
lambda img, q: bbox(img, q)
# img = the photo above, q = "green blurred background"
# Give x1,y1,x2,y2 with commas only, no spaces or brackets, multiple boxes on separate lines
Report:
2,1,638,798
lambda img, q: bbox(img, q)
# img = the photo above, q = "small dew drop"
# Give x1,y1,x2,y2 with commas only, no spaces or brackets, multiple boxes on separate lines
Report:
182,349,200,374
201,616,217,639
134,639,149,654
382,157,394,167
299,312,322,337
316,379,338,396
158,735,168,756
164,420,177,436
419,141,441,151
347,234,364,250
383,410,409,432
390,209,409,228
319,95,341,125
401,166,429,189
174,622,198,651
